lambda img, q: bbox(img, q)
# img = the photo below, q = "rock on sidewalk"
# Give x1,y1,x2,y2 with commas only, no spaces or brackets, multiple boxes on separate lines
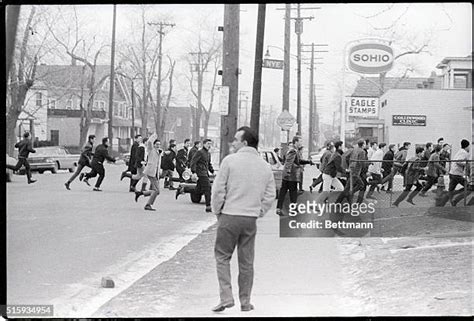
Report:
101,277,115,288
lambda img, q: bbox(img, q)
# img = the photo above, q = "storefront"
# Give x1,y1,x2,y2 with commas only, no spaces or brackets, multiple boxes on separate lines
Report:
379,88,472,157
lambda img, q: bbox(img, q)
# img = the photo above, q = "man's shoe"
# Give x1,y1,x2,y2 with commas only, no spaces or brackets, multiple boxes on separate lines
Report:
65,182,71,190
93,187,102,192
79,173,84,181
212,302,234,312
144,204,156,211
135,191,143,202
205,206,212,213
129,187,135,193
28,179,37,184
309,185,313,193
175,187,183,200
276,208,283,216
241,304,254,312
169,186,177,190
419,192,427,197
83,178,90,186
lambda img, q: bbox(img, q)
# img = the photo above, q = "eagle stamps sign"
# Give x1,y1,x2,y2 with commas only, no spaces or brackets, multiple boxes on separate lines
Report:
392,115,427,126
348,42,394,74
346,97,379,118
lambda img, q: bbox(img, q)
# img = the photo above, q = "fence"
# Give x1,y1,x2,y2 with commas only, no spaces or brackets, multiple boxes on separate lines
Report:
344,159,474,207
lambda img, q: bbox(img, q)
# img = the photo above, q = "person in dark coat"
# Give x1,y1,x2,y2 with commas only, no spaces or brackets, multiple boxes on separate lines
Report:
419,144,446,196
190,139,214,212
161,144,177,189
65,134,95,190
276,136,313,216
120,134,142,192
392,147,425,206
176,138,191,182
380,144,395,192
7,131,37,184
335,139,367,204
83,137,116,191
187,140,201,168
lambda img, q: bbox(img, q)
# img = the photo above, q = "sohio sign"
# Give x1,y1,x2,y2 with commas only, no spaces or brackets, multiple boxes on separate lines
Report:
348,43,394,74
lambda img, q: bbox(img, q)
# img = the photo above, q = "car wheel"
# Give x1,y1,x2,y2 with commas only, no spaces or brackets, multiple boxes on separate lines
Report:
51,163,58,174
190,191,202,203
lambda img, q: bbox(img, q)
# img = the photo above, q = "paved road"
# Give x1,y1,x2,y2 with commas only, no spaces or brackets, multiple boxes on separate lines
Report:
7,162,216,316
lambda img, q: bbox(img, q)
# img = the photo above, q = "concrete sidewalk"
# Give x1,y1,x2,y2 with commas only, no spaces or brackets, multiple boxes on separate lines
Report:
93,206,365,317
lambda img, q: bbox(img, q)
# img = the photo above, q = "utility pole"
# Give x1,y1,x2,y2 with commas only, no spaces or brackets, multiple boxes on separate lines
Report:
131,80,135,138
250,3,266,137
107,4,117,150
275,4,292,154
238,90,249,126
219,4,240,162
189,50,210,141
301,42,328,155
291,4,318,135
148,21,175,140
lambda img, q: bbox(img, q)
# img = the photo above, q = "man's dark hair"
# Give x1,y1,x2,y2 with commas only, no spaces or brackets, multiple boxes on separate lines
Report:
426,142,433,149
403,142,411,148
461,139,469,149
88,134,96,141
193,140,201,147
102,137,108,144
442,143,449,148
237,126,258,148
357,139,365,147
169,144,176,149
292,135,302,144
134,134,142,139
203,138,212,144
326,141,334,148
437,137,444,144
388,144,395,151
184,138,190,144
23,132,30,138
334,141,343,150
371,142,378,147
379,142,386,149
169,139,176,144
434,144,442,153
153,139,161,145
415,147,424,154
274,147,280,153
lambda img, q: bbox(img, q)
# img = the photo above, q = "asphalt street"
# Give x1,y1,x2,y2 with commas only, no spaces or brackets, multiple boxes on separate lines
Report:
6,162,216,316
6,162,473,317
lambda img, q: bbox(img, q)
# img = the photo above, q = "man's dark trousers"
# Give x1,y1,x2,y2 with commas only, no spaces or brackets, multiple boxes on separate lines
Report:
197,175,211,206
85,161,105,188
214,214,257,307
8,157,33,182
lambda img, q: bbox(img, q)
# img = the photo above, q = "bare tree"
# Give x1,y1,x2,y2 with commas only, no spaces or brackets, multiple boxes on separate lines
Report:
185,27,222,141
356,4,451,93
6,6,52,155
46,6,111,147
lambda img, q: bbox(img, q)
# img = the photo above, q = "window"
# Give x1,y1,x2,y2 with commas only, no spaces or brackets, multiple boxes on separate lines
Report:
454,74,468,89
66,99,73,109
93,101,99,110
36,93,42,108
113,102,119,116
48,98,57,109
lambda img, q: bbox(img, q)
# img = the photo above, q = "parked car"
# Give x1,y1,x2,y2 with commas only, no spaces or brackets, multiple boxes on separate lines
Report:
26,146,80,174
6,154,17,182
177,149,283,204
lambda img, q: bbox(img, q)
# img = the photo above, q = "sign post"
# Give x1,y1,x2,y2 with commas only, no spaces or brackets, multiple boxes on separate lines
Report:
341,38,394,147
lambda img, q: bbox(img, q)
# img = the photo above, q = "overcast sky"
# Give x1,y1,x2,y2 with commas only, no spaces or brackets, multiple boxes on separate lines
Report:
23,3,472,125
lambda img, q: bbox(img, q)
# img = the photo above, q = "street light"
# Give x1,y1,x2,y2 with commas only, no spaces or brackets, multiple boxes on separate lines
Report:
265,45,298,60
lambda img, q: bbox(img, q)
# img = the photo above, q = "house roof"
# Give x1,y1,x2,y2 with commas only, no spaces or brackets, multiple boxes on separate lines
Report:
35,64,112,89
436,53,473,68
351,75,443,97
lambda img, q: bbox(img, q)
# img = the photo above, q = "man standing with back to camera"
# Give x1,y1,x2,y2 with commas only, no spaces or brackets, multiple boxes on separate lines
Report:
211,126,275,313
